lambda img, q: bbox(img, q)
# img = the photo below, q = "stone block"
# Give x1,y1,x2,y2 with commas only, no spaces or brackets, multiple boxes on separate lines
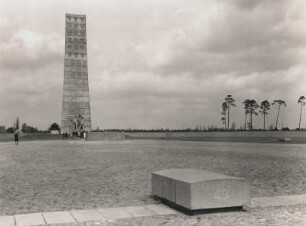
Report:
97,207,133,220
70,209,106,222
123,206,155,218
152,169,250,210
0,216,15,226
15,213,45,226
43,211,76,225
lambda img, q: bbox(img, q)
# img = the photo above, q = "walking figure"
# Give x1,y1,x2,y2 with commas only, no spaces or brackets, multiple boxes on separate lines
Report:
14,132,19,145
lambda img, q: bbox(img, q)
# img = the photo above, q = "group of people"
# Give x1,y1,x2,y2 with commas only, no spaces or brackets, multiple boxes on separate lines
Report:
62,132,69,139
13,130,87,144
63,131,87,140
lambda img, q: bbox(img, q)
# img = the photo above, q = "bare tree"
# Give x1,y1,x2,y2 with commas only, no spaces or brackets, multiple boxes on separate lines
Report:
260,100,270,130
272,100,287,130
298,96,306,130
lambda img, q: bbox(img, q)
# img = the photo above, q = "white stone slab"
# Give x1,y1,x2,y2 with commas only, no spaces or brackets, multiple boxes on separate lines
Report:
145,205,177,215
152,169,250,210
15,213,45,226
234,195,306,208
43,211,76,225
250,199,265,208
123,206,155,218
275,194,306,205
70,209,106,222
97,207,133,220
251,197,292,207
0,216,15,226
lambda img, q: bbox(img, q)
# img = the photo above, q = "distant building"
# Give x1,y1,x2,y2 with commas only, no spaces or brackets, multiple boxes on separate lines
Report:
61,14,91,134
50,130,60,134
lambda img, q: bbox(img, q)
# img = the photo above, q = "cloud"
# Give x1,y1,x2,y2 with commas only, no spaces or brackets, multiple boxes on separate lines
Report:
0,0,305,129
0,29,63,71
0,23,63,128
132,0,306,77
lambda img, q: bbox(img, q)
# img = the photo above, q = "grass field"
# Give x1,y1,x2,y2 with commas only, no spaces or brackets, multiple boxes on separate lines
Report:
0,140,305,215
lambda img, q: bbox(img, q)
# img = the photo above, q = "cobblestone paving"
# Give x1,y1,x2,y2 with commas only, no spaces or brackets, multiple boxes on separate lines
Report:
0,140,305,215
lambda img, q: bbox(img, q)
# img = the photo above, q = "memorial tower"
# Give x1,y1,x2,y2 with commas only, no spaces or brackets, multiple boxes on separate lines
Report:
61,14,91,134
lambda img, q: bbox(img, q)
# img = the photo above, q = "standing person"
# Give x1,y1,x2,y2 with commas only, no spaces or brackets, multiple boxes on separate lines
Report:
14,132,19,145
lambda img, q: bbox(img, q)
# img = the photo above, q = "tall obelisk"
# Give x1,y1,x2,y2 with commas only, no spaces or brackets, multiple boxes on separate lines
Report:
61,14,91,134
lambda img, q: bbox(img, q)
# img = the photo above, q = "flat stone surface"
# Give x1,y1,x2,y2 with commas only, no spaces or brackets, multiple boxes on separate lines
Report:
0,216,15,226
70,209,106,222
97,207,133,220
80,205,306,226
250,199,267,208
2,194,306,226
124,206,155,218
153,169,241,183
250,194,306,208
145,204,177,215
43,211,76,225
251,197,282,207
275,194,306,205
15,213,45,226
251,197,295,207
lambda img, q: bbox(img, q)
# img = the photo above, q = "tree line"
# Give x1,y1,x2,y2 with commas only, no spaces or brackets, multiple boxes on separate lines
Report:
4,118,60,133
221,95,306,131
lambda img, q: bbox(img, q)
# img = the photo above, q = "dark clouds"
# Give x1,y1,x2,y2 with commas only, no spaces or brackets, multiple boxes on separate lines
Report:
0,0,305,129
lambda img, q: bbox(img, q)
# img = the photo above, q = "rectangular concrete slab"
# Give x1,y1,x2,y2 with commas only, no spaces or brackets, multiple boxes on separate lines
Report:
97,207,133,220
0,216,15,226
145,205,177,215
152,169,250,210
15,213,45,226
70,209,106,222
43,211,76,225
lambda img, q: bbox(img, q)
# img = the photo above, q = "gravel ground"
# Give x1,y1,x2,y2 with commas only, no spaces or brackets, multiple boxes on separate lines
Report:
45,205,306,226
0,140,305,215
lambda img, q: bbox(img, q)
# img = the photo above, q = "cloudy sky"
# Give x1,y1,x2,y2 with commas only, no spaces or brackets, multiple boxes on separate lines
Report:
0,0,305,130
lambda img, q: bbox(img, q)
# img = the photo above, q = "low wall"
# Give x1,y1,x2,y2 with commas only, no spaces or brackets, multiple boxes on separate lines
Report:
87,132,125,141
125,131,306,143
0,133,61,142
1,131,305,143
125,131,306,138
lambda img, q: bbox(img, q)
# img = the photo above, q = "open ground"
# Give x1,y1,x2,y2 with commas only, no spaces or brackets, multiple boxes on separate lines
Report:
0,140,305,217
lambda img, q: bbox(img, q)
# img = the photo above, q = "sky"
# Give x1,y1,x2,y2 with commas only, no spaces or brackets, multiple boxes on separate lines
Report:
0,0,306,130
